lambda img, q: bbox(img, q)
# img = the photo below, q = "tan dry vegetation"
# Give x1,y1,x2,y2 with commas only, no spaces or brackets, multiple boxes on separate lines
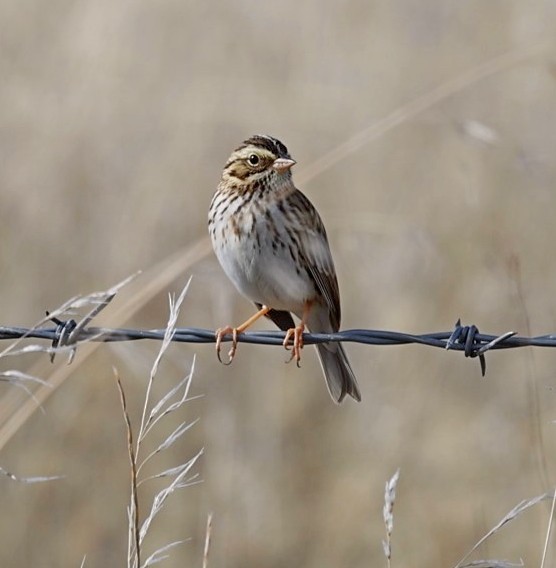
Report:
1,1,556,566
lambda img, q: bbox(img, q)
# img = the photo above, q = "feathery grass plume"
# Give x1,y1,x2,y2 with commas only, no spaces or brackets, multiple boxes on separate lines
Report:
382,468,400,568
116,278,203,568
0,273,138,362
0,274,140,456
454,491,554,568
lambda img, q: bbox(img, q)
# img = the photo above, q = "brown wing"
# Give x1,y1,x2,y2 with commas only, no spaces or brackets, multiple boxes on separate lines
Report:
289,190,341,331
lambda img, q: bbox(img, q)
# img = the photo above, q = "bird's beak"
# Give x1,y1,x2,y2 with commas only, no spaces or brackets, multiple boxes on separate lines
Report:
272,158,296,172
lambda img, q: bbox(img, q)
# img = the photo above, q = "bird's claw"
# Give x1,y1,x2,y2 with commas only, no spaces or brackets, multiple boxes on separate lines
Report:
283,325,304,368
215,326,239,365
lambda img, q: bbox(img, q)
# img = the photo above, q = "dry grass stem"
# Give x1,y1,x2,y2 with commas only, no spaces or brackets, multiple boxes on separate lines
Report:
0,370,50,411
507,255,550,493
66,273,140,344
540,490,556,568
0,465,63,484
458,561,524,568
296,41,550,186
142,540,189,567
116,369,141,568
202,513,213,568
113,279,202,567
454,492,554,568
138,277,192,444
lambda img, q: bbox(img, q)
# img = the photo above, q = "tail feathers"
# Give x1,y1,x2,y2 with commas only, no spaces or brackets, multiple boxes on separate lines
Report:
315,343,361,403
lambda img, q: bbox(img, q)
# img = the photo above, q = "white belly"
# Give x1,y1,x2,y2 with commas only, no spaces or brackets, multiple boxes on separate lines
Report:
212,218,314,314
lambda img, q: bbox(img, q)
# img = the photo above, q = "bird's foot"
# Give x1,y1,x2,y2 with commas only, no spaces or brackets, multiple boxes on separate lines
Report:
283,323,305,368
215,326,239,365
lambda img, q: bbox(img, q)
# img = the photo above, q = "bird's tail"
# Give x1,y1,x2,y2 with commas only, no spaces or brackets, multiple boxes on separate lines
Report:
315,343,361,403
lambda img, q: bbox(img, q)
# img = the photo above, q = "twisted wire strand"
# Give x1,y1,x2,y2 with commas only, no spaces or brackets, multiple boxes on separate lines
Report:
1,321,554,350
3,317,556,378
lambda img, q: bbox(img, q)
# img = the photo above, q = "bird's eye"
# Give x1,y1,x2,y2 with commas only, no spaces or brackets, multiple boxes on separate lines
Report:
247,154,260,166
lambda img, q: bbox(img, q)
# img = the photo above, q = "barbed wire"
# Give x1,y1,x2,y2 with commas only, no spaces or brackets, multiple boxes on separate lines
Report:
0,277,554,375
2,317,556,375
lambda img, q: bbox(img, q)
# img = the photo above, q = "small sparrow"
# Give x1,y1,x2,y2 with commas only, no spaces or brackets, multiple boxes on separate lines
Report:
208,135,361,403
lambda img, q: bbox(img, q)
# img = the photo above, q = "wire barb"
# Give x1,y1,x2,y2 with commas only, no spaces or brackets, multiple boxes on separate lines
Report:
46,311,77,364
445,319,516,376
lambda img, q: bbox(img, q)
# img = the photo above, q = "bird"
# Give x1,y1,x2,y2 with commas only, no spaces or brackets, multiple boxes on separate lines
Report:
208,134,361,403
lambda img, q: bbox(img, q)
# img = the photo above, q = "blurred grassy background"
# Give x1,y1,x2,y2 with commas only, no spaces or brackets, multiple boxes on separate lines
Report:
1,0,555,566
